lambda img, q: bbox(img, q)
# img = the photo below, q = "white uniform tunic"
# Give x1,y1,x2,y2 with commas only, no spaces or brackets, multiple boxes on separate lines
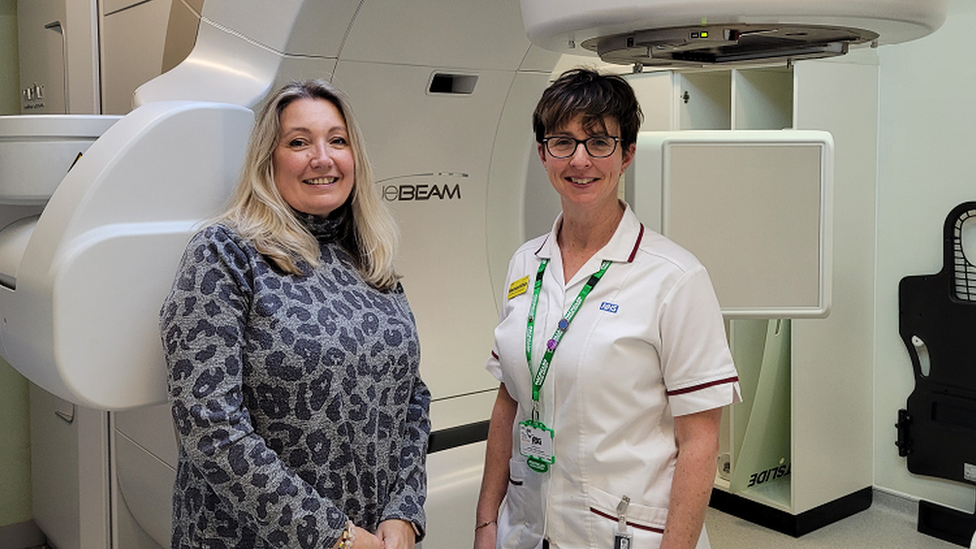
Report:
486,204,741,549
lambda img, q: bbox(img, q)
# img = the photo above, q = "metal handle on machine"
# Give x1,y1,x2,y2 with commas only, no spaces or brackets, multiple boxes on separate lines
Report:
55,403,75,424
43,20,69,113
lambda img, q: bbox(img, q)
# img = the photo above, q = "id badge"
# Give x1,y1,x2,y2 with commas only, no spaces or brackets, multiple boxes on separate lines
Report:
613,531,633,549
518,420,554,472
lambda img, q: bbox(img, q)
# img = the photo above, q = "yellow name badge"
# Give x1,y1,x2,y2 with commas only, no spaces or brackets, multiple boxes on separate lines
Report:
508,275,530,300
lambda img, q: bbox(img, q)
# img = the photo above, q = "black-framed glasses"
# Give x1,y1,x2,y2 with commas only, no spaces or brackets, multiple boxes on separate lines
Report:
542,135,620,159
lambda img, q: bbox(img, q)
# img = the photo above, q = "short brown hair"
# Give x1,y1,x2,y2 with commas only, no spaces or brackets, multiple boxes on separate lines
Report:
533,68,643,150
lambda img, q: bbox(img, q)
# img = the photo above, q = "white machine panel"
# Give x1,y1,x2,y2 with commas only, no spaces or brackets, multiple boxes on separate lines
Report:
0,115,120,204
419,441,487,549
186,0,310,53
333,61,526,401
0,101,253,410
521,0,950,54
277,0,363,58
115,426,175,548
628,130,833,318
339,0,536,70
133,1,322,109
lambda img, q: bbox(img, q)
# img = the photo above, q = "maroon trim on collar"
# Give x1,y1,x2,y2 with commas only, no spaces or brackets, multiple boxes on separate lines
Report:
491,351,499,360
589,507,664,534
666,376,740,397
535,234,551,256
627,224,645,263
536,220,642,261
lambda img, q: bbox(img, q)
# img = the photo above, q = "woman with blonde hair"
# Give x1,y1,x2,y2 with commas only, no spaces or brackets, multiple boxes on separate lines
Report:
160,79,429,549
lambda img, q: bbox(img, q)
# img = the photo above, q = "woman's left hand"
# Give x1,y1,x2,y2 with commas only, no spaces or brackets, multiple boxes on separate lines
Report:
376,519,416,549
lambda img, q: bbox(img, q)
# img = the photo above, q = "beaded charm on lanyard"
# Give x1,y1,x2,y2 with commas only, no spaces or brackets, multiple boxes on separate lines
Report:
521,257,611,472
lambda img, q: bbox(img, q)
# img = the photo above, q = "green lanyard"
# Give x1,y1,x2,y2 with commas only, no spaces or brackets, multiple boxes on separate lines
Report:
525,258,612,409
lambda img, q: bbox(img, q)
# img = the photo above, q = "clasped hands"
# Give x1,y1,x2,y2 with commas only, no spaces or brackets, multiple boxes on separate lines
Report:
347,519,416,549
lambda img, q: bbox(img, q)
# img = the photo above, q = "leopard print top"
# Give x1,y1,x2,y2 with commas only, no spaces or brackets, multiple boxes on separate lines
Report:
160,211,429,549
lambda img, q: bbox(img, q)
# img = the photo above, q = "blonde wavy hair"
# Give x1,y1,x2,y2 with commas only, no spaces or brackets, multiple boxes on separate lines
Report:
218,79,399,290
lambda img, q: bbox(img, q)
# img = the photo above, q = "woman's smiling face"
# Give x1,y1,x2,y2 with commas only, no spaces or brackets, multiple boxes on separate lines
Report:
538,115,634,217
273,97,355,217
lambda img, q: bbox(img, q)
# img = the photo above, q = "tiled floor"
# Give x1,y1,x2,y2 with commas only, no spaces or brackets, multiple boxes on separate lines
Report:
10,491,971,549
705,491,970,549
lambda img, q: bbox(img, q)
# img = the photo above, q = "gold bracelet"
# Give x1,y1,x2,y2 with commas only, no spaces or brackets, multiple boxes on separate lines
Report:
475,519,497,531
339,520,356,549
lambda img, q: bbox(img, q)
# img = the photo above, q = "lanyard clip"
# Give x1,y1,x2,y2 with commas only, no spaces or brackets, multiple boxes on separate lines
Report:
532,401,540,423
616,495,630,533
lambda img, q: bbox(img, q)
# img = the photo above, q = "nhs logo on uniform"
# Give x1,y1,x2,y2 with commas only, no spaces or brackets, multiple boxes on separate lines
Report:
599,302,619,313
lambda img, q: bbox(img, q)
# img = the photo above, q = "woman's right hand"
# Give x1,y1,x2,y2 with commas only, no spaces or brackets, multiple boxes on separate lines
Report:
331,526,384,549
473,521,497,549
473,385,516,549
355,526,385,549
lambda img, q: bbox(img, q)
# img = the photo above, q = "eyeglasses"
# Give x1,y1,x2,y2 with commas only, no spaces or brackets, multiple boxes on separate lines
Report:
542,135,620,159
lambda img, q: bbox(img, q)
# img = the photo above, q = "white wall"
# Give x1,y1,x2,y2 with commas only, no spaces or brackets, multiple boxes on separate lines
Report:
0,0,17,113
0,0,34,530
875,0,976,513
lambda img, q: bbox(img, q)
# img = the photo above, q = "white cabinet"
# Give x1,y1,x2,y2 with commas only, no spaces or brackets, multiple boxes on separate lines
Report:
625,49,878,535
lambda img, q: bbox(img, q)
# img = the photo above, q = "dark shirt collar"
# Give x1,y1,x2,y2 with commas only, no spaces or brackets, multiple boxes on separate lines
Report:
293,205,347,243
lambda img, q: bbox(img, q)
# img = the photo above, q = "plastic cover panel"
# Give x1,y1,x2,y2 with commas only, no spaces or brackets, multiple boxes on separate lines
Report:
115,433,175,547
333,61,515,401
0,115,121,204
629,130,833,318
341,0,533,70
0,101,253,410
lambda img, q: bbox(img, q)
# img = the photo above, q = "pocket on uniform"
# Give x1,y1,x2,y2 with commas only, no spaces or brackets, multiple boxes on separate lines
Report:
587,484,667,545
497,457,544,549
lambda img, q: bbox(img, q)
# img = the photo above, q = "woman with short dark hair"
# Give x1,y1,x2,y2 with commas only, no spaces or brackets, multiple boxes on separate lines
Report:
474,68,741,549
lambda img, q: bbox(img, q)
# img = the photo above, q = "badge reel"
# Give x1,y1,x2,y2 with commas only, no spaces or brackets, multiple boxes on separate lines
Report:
519,405,554,473
614,496,634,549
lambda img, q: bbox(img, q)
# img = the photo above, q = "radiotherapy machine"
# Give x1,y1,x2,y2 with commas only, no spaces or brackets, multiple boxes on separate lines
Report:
4,2,560,547
1,0,949,548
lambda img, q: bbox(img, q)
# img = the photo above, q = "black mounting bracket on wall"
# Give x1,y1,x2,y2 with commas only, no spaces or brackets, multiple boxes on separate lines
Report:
898,201,976,547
